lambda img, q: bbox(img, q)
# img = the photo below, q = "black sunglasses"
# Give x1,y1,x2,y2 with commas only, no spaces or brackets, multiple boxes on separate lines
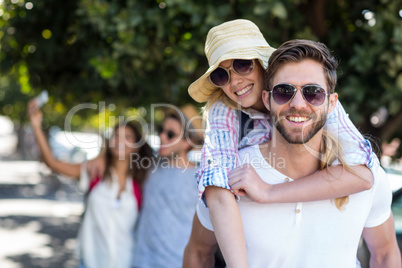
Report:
158,126,178,140
270,83,330,106
209,59,255,87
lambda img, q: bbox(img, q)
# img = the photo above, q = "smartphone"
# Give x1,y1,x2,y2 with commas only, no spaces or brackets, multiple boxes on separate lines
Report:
35,90,49,108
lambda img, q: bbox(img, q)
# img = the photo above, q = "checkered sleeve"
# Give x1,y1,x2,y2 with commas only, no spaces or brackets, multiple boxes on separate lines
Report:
196,101,240,203
326,100,374,168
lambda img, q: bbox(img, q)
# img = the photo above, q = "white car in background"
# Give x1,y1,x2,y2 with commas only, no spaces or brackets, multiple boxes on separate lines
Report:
0,116,18,158
48,126,102,163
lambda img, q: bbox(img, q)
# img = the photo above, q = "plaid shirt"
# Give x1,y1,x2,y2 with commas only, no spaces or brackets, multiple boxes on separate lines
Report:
196,100,375,201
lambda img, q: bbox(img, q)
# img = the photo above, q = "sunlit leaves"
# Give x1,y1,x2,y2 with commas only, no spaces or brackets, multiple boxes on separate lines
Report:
0,0,401,140
89,57,118,79
41,29,51,39
17,62,31,94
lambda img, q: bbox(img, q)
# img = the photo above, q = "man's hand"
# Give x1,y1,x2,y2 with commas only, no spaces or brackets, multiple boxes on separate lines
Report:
228,163,271,203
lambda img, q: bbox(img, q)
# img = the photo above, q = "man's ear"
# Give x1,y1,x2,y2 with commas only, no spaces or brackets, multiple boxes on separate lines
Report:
328,93,338,114
262,90,271,111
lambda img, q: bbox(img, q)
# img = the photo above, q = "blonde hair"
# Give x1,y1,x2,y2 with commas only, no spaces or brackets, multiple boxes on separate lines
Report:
203,90,237,114
320,131,365,210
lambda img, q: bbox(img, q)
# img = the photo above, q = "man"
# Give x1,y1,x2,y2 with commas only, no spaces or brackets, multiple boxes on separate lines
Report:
132,104,203,268
185,40,401,267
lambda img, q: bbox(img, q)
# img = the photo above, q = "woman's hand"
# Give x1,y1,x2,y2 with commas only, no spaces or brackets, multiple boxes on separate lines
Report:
27,99,43,128
27,98,82,178
228,163,272,203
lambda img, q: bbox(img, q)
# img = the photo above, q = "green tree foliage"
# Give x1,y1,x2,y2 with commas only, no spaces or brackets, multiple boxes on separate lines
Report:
0,0,401,145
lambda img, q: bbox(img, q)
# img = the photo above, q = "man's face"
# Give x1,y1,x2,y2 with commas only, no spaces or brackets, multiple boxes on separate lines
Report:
158,117,190,157
264,59,338,144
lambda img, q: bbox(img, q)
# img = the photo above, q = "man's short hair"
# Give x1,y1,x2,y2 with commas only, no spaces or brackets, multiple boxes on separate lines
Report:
265,39,338,94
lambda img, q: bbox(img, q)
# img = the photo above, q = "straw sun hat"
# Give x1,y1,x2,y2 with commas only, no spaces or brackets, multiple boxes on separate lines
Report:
188,19,276,103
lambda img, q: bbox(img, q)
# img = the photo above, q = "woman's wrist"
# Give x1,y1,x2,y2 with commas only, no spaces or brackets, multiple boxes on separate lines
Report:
31,122,41,129
260,182,274,203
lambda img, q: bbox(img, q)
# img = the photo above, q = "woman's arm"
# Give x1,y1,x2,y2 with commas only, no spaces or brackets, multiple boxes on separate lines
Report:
326,100,373,168
204,186,248,268
28,100,81,179
228,100,376,203
196,101,240,199
229,164,372,203
195,102,249,267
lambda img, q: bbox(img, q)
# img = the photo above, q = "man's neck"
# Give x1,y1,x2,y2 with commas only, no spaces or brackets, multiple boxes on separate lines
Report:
160,152,195,169
261,130,323,180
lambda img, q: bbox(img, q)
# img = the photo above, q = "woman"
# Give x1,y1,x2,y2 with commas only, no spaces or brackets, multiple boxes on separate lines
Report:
28,100,153,268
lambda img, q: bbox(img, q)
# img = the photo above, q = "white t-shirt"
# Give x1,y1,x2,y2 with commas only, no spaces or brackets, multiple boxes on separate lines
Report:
76,163,139,268
197,145,392,268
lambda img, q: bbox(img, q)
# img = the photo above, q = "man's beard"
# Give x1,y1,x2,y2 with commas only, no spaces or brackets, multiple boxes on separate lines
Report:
271,107,327,144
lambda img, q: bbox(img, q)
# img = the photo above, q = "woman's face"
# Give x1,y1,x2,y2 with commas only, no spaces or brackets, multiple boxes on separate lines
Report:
109,125,139,159
218,59,265,111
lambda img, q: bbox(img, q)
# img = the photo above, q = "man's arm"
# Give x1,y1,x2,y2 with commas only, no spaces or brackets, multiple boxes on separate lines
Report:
362,214,401,268
183,212,218,268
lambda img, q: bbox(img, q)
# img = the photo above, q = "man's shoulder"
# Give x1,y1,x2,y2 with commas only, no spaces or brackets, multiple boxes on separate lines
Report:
238,144,288,183
371,165,391,194
238,145,262,164
178,165,198,175
147,163,197,177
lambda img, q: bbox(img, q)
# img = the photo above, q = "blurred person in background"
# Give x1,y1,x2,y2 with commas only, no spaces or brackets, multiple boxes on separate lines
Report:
86,104,204,267
132,104,204,267
27,99,153,268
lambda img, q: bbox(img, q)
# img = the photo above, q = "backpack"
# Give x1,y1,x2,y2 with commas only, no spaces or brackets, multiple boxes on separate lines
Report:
87,176,142,210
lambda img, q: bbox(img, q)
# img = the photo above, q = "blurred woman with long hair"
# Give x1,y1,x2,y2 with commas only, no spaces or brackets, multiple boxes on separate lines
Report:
28,100,153,268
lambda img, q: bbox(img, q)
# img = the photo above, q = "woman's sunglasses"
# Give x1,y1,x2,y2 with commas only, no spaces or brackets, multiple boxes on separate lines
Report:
270,84,330,106
158,126,178,140
209,59,255,87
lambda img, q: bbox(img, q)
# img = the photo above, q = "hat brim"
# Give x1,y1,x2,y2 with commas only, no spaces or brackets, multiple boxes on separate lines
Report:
188,46,276,103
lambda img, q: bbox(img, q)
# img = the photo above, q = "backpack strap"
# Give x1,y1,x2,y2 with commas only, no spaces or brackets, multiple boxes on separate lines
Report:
238,110,253,142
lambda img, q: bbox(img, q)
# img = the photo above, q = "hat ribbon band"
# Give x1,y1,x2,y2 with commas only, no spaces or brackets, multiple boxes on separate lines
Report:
208,38,270,66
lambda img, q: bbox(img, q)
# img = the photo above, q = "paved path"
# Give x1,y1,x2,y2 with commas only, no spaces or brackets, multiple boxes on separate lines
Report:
1,160,401,268
0,161,84,268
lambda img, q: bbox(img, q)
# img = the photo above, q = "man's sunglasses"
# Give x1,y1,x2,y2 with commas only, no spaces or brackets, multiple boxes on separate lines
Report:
209,59,255,87
269,83,330,106
158,126,178,140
